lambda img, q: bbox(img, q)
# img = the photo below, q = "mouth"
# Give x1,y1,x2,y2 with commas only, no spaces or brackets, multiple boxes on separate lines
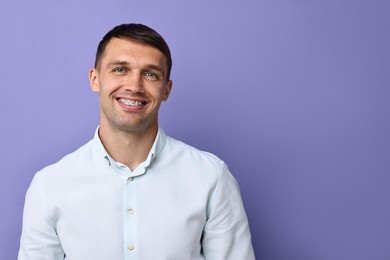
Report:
117,98,146,107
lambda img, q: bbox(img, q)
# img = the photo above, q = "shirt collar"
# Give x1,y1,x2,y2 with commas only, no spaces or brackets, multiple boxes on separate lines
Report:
92,126,167,172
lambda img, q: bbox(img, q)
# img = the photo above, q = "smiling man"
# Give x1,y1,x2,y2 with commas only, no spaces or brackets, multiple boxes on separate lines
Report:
18,24,255,260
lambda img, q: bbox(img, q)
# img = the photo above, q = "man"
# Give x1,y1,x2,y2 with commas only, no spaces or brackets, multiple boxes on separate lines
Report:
19,23,255,260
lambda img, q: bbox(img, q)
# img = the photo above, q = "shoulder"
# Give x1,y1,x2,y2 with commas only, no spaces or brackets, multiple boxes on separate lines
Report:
158,135,233,186
164,135,225,168
36,139,95,180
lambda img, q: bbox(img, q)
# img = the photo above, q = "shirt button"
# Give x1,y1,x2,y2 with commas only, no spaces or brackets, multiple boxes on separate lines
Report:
127,177,134,182
128,244,135,250
128,208,134,215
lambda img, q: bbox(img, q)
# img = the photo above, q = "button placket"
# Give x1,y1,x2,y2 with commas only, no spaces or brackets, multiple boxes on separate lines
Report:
124,175,138,258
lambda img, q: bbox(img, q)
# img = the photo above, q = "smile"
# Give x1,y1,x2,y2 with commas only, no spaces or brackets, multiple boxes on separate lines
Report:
118,98,144,107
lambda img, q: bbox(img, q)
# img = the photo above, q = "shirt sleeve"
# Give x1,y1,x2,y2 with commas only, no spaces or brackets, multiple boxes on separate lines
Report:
202,163,256,260
18,173,65,260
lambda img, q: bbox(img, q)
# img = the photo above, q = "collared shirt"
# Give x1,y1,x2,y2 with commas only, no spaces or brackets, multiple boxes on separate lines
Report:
18,127,255,260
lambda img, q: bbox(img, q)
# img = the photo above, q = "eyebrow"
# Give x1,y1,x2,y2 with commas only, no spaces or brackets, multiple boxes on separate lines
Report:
145,64,164,74
107,60,130,68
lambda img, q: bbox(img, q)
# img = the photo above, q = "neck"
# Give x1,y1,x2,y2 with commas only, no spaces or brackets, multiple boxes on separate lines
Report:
98,123,158,171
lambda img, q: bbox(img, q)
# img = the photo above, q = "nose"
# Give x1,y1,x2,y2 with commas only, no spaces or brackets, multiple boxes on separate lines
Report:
124,73,144,93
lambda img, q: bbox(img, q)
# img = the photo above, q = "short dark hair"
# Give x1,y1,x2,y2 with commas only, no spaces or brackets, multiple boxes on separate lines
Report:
95,23,172,81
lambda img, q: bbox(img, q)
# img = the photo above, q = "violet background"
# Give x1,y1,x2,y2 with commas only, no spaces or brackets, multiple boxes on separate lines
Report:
1,0,390,259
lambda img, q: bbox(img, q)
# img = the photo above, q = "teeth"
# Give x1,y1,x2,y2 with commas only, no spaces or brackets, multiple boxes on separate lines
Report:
118,99,143,107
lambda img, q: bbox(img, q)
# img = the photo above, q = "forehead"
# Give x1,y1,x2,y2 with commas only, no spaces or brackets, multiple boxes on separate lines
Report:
101,38,167,68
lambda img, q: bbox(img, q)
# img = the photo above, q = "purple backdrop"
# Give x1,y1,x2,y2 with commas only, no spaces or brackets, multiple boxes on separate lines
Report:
1,0,389,259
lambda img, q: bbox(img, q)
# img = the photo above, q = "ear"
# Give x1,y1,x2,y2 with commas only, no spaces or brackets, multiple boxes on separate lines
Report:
162,80,173,102
89,68,100,93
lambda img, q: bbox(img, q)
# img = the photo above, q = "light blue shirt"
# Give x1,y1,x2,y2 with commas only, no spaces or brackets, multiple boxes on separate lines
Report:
19,127,255,260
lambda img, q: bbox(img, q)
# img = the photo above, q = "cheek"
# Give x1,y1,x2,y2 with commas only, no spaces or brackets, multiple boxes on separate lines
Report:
101,78,122,93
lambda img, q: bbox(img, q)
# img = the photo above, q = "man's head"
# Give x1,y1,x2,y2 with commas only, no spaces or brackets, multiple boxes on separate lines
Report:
94,23,172,82
89,23,173,134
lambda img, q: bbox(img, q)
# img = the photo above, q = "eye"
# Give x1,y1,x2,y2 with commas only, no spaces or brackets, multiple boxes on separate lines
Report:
145,72,158,79
113,67,125,73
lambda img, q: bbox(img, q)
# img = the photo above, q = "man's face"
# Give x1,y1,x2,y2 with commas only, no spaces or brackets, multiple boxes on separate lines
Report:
89,38,172,133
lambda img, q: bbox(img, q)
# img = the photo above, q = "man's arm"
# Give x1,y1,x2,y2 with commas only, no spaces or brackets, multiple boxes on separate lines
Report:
18,173,65,260
202,164,256,260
